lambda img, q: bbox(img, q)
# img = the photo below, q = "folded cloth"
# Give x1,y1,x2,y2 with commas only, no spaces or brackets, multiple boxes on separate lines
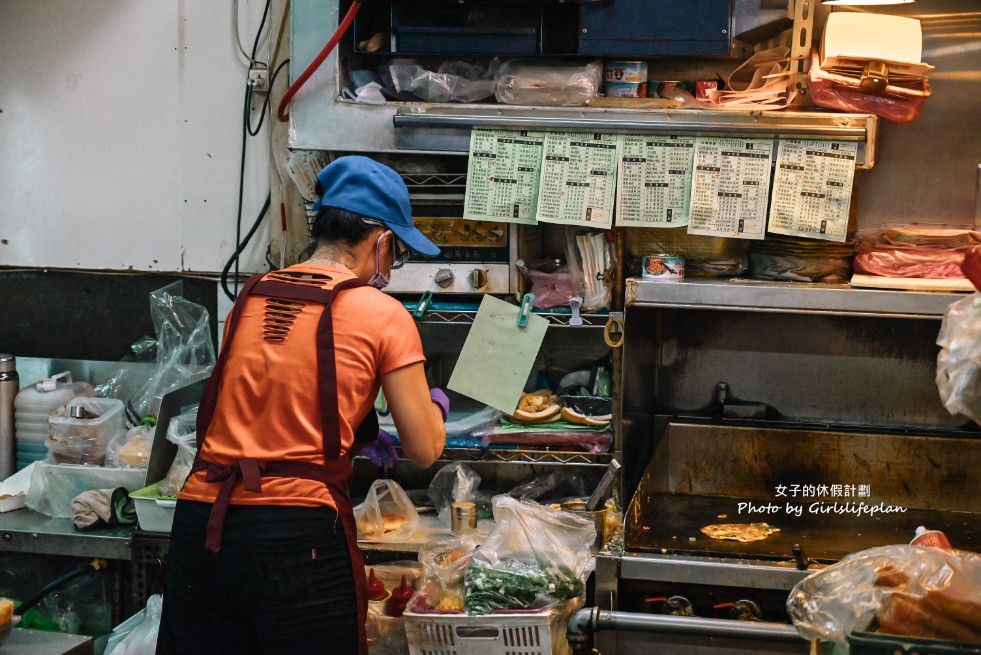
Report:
71,487,137,531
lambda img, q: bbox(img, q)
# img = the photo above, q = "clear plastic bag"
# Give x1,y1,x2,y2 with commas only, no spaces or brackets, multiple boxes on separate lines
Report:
495,59,602,107
105,424,154,468
106,594,162,655
427,463,482,524
787,545,981,648
407,535,480,613
444,406,502,438
157,407,198,497
356,479,420,542
387,58,498,103
96,282,215,421
936,293,981,426
518,261,578,309
508,469,587,504
566,229,614,312
464,495,594,615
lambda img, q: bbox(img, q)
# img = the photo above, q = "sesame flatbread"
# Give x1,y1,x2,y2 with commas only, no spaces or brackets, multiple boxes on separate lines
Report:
700,522,781,543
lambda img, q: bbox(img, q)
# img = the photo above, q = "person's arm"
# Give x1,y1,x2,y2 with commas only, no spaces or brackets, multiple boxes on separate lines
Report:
382,362,446,468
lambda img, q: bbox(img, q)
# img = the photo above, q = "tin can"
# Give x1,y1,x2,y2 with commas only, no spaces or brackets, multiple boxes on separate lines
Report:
604,61,647,84
451,501,477,535
605,81,647,98
911,525,952,549
642,255,685,282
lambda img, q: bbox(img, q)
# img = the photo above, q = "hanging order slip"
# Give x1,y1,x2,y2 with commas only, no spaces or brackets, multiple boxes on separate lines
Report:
616,134,695,227
688,137,774,240
447,295,549,414
767,139,857,243
464,128,545,224
536,132,620,229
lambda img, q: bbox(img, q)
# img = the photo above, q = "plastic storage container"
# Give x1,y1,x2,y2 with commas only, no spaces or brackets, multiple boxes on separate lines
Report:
14,372,95,445
130,482,177,533
403,610,554,655
46,397,125,465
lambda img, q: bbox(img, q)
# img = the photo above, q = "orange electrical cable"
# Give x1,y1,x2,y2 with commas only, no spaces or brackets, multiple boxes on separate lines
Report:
276,1,361,122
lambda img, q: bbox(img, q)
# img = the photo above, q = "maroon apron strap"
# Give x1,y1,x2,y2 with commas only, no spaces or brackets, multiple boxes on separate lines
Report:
195,273,266,446
315,277,366,459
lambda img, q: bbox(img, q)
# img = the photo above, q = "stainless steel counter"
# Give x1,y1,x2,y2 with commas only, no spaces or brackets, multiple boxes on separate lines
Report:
0,509,132,561
625,277,966,318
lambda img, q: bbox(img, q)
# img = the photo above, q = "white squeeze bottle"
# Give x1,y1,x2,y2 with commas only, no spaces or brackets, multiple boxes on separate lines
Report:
14,372,95,458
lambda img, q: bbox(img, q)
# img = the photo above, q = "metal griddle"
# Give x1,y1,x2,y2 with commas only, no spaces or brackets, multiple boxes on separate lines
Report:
626,492,981,562
624,422,981,563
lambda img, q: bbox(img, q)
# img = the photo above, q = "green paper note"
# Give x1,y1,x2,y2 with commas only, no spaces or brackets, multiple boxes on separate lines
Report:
448,295,549,414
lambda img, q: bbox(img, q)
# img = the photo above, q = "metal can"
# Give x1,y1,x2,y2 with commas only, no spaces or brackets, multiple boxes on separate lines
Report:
605,81,647,98
604,61,647,84
642,255,685,282
911,525,952,549
451,501,477,535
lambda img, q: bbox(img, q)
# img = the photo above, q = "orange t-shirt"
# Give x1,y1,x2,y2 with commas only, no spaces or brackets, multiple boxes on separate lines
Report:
179,264,425,509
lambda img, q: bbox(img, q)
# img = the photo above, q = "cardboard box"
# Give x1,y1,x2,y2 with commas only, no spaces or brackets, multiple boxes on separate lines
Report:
0,464,36,512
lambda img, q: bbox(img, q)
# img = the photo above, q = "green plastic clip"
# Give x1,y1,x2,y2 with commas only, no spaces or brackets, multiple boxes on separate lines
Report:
413,291,434,319
517,293,535,328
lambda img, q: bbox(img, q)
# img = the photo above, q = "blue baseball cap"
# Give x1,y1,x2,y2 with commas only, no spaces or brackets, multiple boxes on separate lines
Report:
311,156,440,257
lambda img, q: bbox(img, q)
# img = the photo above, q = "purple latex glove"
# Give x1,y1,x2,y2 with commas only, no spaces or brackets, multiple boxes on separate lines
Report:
430,388,450,422
362,428,398,468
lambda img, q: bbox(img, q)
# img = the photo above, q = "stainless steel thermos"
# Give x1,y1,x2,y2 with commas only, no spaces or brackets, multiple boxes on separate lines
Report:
0,354,18,480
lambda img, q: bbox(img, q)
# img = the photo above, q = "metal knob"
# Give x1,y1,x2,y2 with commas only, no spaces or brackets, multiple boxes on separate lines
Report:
468,269,487,289
730,600,762,621
663,596,694,617
434,269,454,288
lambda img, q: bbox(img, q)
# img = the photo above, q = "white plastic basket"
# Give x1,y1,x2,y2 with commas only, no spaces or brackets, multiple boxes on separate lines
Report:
403,610,553,655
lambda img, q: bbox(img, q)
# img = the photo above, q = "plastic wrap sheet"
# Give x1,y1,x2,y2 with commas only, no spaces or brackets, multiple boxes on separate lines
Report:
495,59,602,107
853,226,981,279
807,51,931,124
787,545,981,649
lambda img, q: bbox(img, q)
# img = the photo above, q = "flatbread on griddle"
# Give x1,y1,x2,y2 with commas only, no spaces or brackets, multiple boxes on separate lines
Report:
700,522,781,543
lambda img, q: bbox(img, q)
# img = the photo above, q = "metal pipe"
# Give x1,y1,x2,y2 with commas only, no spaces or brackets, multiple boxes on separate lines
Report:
569,607,807,644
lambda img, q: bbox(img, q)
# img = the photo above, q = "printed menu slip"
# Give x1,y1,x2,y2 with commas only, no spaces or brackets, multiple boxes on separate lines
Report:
464,128,545,224
536,132,620,229
768,139,857,242
616,135,695,227
687,137,774,240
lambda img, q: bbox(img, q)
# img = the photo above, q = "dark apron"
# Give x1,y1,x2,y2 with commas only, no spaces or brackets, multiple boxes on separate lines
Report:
192,272,371,655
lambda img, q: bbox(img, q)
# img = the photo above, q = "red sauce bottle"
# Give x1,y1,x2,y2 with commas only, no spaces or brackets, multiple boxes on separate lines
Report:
366,568,388,602
384,575,414,617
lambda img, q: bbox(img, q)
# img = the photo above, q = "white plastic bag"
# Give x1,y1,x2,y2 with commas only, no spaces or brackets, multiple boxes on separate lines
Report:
936,293,981,426
355,479,420,542
106,594,162,655
464,495,594,615
427,463,482,524
157,407,198,497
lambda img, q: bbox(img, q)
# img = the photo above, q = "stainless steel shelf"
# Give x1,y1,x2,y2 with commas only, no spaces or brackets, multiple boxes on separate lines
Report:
625,277,967,319
357,447,612,466
394,105,880,169
410,309,609,327
0,509,133,560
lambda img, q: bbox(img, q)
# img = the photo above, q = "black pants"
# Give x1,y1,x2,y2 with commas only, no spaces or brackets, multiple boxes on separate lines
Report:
157,500,359,655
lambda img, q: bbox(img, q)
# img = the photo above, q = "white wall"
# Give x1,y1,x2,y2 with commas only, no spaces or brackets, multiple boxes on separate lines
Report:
0,0,272,274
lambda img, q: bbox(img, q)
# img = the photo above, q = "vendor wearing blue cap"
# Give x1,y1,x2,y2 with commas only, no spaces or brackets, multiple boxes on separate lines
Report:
159,156,448,655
